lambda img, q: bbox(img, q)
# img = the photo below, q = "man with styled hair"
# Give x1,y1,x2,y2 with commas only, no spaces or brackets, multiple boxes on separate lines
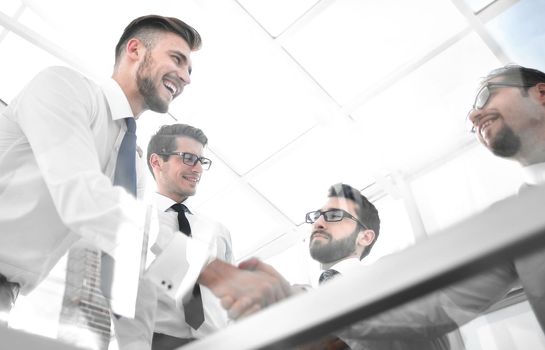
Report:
0,14,290,349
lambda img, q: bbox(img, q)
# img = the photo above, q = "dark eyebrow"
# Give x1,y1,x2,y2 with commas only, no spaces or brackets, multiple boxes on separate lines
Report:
170,50,192,74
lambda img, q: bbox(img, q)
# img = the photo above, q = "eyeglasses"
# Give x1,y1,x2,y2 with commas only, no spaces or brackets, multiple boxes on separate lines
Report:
158,152,212,170
305,209,368,229
466,82,534,133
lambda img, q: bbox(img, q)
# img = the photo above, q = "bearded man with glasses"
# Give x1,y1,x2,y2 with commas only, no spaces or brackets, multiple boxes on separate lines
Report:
306,184,378,276
465,64,545,332
467,65,545,160
301,183,452,350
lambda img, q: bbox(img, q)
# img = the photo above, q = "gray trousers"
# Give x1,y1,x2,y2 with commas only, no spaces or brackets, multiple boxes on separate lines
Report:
0,274,19,327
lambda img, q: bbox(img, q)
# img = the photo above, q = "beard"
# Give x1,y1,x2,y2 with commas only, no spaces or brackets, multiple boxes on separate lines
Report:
136,53,169,113
489,124,521,158
309,227,359,264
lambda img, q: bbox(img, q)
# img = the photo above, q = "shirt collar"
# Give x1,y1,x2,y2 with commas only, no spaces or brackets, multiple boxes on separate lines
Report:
521,162,545,186
328,257,362,274
100,78,134,121
154,192,193,214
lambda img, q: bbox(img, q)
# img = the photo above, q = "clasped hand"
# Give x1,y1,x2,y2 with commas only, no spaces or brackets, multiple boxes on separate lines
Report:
198,258,292,319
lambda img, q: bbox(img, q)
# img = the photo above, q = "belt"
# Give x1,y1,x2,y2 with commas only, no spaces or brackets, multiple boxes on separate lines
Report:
152,332,196,350
0,273,20,306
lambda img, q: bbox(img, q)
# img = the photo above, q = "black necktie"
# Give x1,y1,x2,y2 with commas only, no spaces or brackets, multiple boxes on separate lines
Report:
171,203,205,330
319,269,340,285
101,118,138,303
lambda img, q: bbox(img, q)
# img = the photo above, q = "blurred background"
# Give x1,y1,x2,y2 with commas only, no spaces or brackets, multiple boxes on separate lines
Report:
1,0,545,348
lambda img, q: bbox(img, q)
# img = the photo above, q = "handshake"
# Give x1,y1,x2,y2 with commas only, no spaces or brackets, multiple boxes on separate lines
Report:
198,258,297,320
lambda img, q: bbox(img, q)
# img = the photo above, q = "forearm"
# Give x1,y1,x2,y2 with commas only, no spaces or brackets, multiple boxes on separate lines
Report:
338,262,518,341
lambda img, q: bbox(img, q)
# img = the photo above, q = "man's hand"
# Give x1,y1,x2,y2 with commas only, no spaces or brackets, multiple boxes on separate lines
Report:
240,257,311,295
198,259,292,319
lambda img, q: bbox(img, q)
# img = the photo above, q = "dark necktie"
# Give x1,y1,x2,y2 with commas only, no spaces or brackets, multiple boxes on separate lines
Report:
319,269,340,285
101,118,138,301
171,203,205,330
113,117,137,196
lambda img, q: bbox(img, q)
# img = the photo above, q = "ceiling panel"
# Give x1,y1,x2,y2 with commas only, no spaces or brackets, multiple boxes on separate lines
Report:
237,0,319,37
193,179,294,260
411,144,522,235
351,32,501,173
0,0,23,16
282,0,468,106
170,0,335,176
246,119,377,224
462,0,496,13
0,29,65,101
485,0,545,71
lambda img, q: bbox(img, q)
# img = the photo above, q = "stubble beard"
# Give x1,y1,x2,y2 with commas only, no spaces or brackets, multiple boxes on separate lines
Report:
309,228,359,264
489,123,521,158
136,53,169,113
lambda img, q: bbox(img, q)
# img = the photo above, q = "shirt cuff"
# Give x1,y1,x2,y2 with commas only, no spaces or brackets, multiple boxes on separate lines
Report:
144,234,212,302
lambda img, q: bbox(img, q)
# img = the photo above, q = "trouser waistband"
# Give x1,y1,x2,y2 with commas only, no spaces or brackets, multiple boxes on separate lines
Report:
0,274,20,301
152,332,196,350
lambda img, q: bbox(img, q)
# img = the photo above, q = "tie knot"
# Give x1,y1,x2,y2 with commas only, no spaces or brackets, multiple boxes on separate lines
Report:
170,203,188,213
125,117,136,134
319,269,340,285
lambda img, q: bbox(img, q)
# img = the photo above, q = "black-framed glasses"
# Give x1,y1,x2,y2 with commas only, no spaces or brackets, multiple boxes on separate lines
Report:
158,152,212,170
466,82,534,133
305,209,368,229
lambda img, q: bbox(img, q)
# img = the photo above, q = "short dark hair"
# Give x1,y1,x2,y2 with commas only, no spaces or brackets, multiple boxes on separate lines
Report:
328,183,380,260
147,123,208,176
482,64,545,92
115,15,202,65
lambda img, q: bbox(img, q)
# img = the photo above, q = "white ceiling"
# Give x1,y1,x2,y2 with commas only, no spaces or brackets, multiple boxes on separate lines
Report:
1,0,544,266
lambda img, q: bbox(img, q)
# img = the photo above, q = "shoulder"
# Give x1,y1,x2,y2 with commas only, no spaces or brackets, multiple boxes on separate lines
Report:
190,212,231,238
29,66,100,96
192,212,230,231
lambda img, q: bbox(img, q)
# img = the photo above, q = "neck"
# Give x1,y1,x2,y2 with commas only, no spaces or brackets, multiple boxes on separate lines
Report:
157,190,187,204
112,72,145,118
320,255,357,270
515,141,545,166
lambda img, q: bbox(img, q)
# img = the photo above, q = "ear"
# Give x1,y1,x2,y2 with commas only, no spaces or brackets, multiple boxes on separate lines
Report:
125,38,144,62
536,83,545,104
149,153,163,173
357,229,375,248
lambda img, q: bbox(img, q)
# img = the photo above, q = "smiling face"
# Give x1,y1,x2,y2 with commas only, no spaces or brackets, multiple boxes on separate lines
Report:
468,80,545,160
135,32,192,113
153,136,204,203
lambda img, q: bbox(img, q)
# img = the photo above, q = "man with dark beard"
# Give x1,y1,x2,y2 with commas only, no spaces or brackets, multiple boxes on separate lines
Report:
303,183,451,350
307,183,379,284
466,64,545,331
0,14,202,325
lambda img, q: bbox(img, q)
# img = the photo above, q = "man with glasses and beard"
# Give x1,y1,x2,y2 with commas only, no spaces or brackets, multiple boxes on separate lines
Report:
466,64,545,332
302,183,451,349
243,68,545,346
321,66,545,347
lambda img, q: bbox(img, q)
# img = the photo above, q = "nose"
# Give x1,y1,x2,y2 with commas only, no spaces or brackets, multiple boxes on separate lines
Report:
191,160,203,173
313,215,327,229
467,108,482,133
178,66,191,85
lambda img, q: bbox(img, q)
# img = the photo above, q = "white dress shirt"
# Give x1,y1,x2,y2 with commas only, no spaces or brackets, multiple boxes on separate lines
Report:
153,193,233,339
112,193,232,349
521,161,545,185
323,258,363,280
0,66,207,318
